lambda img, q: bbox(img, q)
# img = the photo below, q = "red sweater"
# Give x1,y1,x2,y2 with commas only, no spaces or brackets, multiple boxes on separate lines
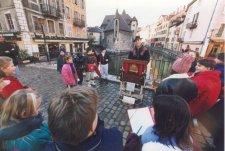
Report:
190,71,221,117
0,76,25,99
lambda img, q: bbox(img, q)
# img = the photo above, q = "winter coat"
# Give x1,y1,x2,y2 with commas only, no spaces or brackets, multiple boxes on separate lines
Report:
141,126,181,151
44,120,123,151
215,64,224,87
0,76,26,100
0,113,51,151
57,55,65,73
73,54,86,72
128,45,150,61
61,63,78,86
190,70,221,117
98,53,110,65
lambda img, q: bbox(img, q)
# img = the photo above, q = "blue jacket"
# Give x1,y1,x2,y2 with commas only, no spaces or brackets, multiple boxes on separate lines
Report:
141,126,178,148
44,120,123,151
215,64,224,87
0,114,52,151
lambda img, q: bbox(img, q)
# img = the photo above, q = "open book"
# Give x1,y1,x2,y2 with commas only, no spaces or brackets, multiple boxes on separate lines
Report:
127,107,154,136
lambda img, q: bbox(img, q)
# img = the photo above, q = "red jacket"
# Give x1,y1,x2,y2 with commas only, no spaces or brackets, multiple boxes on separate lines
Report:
0,76,25,99
190,71,221,117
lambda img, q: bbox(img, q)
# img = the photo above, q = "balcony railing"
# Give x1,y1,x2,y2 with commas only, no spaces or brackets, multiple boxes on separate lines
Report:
22,0,40,11
177,37,183,43
174,29,180,35
73,18,85,27
169,17,184,27
186,22,197,29
40,4,62,19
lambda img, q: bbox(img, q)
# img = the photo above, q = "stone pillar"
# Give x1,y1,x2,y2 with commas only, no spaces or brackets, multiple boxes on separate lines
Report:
13,0,34,55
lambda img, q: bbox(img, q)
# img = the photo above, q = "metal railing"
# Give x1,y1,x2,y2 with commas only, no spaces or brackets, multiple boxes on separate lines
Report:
108,47,180,82
40,4,61,19
73,18,85,27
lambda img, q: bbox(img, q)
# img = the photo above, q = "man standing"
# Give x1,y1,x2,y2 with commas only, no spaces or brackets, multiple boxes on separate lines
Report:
57,51,65,73
98,48,110,79
128,36,150,61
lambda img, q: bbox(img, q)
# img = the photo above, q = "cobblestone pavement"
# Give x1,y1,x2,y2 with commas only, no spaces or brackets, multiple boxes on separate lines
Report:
18,65,213,149
18,66,153,143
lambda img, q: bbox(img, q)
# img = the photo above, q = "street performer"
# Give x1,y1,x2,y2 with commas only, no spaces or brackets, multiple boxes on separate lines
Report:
128,36,150,61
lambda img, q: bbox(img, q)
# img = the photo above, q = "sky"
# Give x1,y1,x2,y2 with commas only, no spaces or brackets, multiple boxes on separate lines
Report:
86,0,192,27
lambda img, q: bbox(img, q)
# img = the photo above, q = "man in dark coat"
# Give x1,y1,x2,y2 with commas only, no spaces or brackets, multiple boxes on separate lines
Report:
57,51,65,73
73,52,86,85
128,36,150,62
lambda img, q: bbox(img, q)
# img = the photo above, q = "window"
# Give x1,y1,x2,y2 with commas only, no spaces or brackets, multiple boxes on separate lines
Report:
59,23,64,34
33,16,40,31
81,15,84,21
31,0,38,3
81,0,85,9
192,12,199,24
5,13,14,30
216,23,225,37
48,20,55,33
74,11,78,19
65,6,70,19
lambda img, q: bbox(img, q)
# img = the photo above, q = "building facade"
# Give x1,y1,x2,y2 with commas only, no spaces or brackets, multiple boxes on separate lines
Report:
167,6,186,51
137,25,151,44
152,15,174,48
180,0,225,56
0,0,88,59
101,9,138,51
87,26,103,46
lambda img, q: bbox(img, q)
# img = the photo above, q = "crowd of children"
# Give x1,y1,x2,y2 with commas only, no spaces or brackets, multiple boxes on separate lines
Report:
0,49,224,151
56,47,109,87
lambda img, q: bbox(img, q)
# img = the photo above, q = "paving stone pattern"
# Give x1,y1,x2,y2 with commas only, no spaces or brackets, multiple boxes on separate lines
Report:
18,65,213,149
18,66,153,143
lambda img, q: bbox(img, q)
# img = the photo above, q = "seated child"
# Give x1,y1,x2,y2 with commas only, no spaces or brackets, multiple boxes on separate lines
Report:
45,86,123,151
0,56,27,100
0,89,51,151
141,95,193,151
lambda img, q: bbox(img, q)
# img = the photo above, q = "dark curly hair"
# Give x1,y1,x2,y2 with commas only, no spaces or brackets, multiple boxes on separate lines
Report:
153,95,192,150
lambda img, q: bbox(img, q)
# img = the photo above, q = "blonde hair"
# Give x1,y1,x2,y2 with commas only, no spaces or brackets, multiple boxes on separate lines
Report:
0,56,12,69
64,55,72,62
0,89,38,128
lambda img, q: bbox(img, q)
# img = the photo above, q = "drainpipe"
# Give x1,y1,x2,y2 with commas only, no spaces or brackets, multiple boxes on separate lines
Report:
200,0,219,55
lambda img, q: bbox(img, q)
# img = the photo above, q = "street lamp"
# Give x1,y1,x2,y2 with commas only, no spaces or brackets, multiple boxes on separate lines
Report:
41,24,50,62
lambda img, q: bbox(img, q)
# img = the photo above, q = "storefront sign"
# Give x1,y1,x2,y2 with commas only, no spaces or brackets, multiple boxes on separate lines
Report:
0,32,21,41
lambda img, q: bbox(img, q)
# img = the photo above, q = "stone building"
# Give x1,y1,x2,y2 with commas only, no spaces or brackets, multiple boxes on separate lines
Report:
0,0,88,59
101,9,138,51
87,26,103,46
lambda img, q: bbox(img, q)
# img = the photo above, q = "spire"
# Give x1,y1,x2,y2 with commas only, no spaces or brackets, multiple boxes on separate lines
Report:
122,9,126,15
132,16,137,21
115,9,120,19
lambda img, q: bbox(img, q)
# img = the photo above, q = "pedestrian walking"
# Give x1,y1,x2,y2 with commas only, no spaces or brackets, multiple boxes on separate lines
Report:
73,52,86,85
61,56,78,88
57,51,65,73
98,47,110,79
86,48,97,86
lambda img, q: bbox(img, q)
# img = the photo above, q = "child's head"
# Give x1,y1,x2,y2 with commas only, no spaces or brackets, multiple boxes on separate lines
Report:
48,86,99,145
64,56,73,63
215,53,224,64
156,78,198,102
152,95,191,149
0,89,41,127
195,58,215,73
0,56,15,76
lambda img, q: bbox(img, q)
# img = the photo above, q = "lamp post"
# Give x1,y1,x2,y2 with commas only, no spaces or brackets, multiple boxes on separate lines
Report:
41,24,50,62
